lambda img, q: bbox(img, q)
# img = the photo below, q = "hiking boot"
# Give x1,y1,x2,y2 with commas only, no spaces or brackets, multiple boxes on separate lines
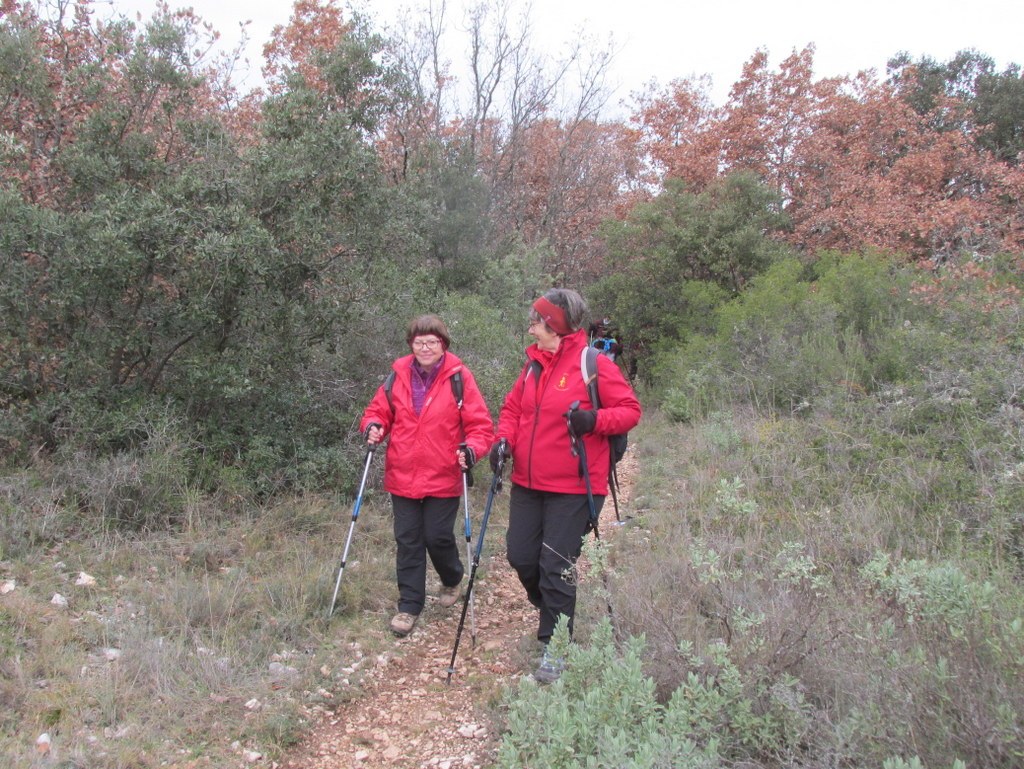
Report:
533,646,564,684
389,611,418,637
438,582,462,609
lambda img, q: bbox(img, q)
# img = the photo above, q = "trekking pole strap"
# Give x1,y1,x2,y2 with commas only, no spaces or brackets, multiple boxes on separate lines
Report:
565,403,599,533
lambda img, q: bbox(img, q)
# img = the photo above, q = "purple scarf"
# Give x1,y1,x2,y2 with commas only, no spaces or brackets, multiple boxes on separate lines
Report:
410,356,443,415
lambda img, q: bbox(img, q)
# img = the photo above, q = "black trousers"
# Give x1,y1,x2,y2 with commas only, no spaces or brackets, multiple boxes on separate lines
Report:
391,495,464,615
505,485,604,642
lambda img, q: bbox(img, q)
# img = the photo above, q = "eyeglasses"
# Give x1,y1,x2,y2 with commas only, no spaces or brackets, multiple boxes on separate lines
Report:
411,338,442,350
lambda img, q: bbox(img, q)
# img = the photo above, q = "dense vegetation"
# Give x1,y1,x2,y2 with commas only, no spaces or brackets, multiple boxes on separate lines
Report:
503,254,1024,768
2,1,1023,766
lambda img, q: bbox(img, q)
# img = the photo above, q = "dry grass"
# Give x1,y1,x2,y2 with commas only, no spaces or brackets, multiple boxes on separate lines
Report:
572,406,1024,768
0,476,400,768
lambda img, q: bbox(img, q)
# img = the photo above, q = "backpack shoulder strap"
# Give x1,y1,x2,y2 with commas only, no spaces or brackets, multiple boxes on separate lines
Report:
385,369,465,412
581,346,601,408
451,369,464,409
383,371,397,413
525,359,542,386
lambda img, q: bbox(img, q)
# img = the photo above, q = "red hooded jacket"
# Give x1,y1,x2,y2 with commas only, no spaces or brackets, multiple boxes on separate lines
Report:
496,330,641,495
360,352,494,498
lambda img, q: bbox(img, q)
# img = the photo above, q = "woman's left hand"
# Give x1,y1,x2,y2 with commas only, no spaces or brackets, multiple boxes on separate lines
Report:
569,409,597,435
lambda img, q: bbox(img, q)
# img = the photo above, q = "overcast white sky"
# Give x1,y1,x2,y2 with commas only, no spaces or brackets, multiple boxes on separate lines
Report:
105,0,1024,110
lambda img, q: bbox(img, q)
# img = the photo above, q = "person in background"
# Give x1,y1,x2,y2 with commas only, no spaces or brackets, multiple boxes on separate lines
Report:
588,317,622,361
490,289,641,682
361,315,494,637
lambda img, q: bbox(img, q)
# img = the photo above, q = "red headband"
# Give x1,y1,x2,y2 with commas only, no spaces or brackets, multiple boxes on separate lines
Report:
532,296,572,335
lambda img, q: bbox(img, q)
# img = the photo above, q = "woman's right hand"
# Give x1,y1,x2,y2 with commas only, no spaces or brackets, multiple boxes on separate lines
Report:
364,423,384,445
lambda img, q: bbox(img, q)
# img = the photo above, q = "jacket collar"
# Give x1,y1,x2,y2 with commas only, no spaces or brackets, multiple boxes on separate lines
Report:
526,328,587,365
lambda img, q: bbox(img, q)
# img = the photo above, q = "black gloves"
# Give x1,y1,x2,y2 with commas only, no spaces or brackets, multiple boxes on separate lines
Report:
569,409,597,435
489,439,507,471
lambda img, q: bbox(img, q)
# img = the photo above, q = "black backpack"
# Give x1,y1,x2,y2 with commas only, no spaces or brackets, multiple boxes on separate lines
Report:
580,347,628,465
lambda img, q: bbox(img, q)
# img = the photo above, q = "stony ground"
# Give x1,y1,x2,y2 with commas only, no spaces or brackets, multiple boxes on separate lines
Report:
280,453,637,769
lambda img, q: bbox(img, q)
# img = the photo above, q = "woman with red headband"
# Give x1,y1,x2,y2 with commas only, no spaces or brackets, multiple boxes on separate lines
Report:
490,288,641,682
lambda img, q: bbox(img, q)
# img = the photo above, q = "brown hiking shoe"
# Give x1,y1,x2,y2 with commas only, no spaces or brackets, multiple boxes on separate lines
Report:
389,612,418,637
438,582,462,608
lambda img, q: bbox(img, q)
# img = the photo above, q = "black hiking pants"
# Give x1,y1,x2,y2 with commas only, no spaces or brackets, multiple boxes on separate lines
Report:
505,485,604,643
392,495,464,615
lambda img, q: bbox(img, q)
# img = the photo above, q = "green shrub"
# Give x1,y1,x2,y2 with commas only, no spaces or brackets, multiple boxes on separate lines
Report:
498,619,723,769
661,388,694,424
50,407,196,533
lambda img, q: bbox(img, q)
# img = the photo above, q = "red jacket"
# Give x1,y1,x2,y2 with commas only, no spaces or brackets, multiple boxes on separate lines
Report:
360,353,494,498
496,330,641,495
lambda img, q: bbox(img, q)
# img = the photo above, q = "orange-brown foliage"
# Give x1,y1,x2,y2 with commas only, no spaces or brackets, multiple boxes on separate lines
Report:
262,0,351,95
633,46,1024,261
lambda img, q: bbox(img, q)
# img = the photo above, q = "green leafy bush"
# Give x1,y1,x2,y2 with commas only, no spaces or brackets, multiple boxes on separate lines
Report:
499,620,722,769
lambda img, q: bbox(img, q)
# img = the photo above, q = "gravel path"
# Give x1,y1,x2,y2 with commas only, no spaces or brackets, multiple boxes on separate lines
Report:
282,452,637,769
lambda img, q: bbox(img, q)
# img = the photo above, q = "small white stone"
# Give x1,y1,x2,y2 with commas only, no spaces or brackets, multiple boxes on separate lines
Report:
51,593,68,607
268,661,298,679
0,579,15,594
75,572,96,586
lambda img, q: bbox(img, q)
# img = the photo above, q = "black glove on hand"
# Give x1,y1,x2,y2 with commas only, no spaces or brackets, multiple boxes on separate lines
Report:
569,409,597,435
488,440,505,471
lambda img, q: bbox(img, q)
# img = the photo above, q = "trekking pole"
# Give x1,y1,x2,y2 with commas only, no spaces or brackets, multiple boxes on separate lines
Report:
566,401,600,538
446,439,507,684
567,402,618,627
326,438,379,621
609,463,624,525
459,443,477,644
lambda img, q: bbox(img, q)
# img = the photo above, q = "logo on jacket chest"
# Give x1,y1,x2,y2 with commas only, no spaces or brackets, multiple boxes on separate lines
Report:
555,373,569,390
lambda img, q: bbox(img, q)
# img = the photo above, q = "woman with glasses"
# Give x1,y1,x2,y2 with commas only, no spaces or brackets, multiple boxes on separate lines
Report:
490,288,641,681
360,315,494,637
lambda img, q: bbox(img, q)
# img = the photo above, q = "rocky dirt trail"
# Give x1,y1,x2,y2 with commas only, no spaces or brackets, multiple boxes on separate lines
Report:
281,453,636,769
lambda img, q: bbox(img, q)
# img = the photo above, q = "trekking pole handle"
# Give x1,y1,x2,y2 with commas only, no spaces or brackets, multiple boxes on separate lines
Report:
458,442,474,488
363,422,384,447
565,401,582,456
495,438,508,476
